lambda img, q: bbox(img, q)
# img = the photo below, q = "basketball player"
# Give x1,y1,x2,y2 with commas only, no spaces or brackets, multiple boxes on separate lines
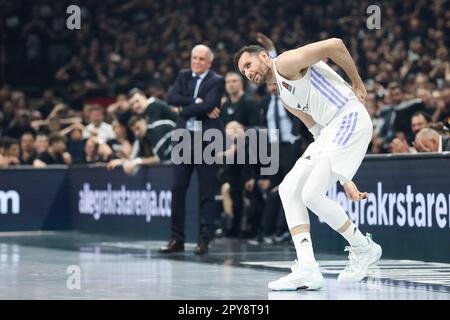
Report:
234,38,382,290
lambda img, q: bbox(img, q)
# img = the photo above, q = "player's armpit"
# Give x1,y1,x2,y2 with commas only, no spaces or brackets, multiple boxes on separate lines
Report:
280,100,316,129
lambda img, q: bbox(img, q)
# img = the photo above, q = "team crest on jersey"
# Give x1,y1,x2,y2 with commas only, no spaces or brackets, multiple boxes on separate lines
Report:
282,81,296,95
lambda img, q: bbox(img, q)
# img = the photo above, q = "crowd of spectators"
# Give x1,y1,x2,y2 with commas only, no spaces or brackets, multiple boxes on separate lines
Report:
0,0,449,239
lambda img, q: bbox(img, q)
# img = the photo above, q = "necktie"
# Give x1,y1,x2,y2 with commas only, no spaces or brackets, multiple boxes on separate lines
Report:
274,95,283,142
192,75,200,98
187,75,200,131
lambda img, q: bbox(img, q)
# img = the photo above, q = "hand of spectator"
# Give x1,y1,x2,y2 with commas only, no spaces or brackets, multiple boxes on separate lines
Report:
72,122,85,130
389,138,410,153
123,161,136,175
256,33,275,52
343,181,368,201
6,156,20,166
170,106,182,114
63,152,72,165
33,159,47,168
98,143,112,158
245,179,255,192
87,127,98,137
107,102,120,115
208,107,220,119
106,159,124,170
258,179,271,191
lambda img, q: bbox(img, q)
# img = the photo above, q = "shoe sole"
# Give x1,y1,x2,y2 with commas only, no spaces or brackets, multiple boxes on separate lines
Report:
269,277,326,291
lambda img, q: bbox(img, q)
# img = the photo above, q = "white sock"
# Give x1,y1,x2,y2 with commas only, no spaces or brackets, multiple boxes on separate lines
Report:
341,223,369,247
292,232,316,263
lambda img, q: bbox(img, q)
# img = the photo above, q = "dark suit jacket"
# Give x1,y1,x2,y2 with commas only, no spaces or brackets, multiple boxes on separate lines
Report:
442,136,450,151
167,69,225,135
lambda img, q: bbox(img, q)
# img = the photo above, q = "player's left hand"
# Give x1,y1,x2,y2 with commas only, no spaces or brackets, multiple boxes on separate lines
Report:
343,181,368,201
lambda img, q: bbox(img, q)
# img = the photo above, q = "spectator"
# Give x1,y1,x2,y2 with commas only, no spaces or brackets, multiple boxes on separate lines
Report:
220,71,259,128
82,137,113,165
20,131,37,165
34,132,49,155
33,134,72,167
106,115,174,174
1,137,21,166
389,111,431,154
84,105,116,143
61,123,87,164
128,88,177,124
5,110,36,139
107,120,132,160
36,89,59,119
411,111,432,138
215,121,261,238
414,128,450,152
106,94,131,124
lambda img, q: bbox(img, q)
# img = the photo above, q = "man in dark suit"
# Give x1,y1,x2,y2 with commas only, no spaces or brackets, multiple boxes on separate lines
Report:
159,44,225,255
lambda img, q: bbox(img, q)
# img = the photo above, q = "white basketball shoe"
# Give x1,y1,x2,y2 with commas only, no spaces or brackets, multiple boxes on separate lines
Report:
338,233,382,283
268,261,325,291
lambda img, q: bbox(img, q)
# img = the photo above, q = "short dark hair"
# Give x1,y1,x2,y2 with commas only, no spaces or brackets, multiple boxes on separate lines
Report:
225,71,244,83
48,133,67,146
412,111,431,123
233,45,268,72
2,137,19,150
128,115,147,128
36,131,48,138
387,81,401,91
21,130,36,139
128,88,146,100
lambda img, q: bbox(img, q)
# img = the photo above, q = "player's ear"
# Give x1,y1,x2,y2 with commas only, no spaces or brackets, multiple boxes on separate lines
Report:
259,50,269,61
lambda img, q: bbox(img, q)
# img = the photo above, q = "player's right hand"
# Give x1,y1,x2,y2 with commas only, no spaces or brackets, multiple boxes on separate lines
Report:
352,83,367,103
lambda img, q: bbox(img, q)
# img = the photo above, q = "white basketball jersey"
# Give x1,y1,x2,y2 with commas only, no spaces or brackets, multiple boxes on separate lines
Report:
273,59,355,126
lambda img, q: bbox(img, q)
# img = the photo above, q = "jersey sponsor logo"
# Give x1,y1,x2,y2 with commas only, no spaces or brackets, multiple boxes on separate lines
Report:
296,103,309,112
282,81,296,95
